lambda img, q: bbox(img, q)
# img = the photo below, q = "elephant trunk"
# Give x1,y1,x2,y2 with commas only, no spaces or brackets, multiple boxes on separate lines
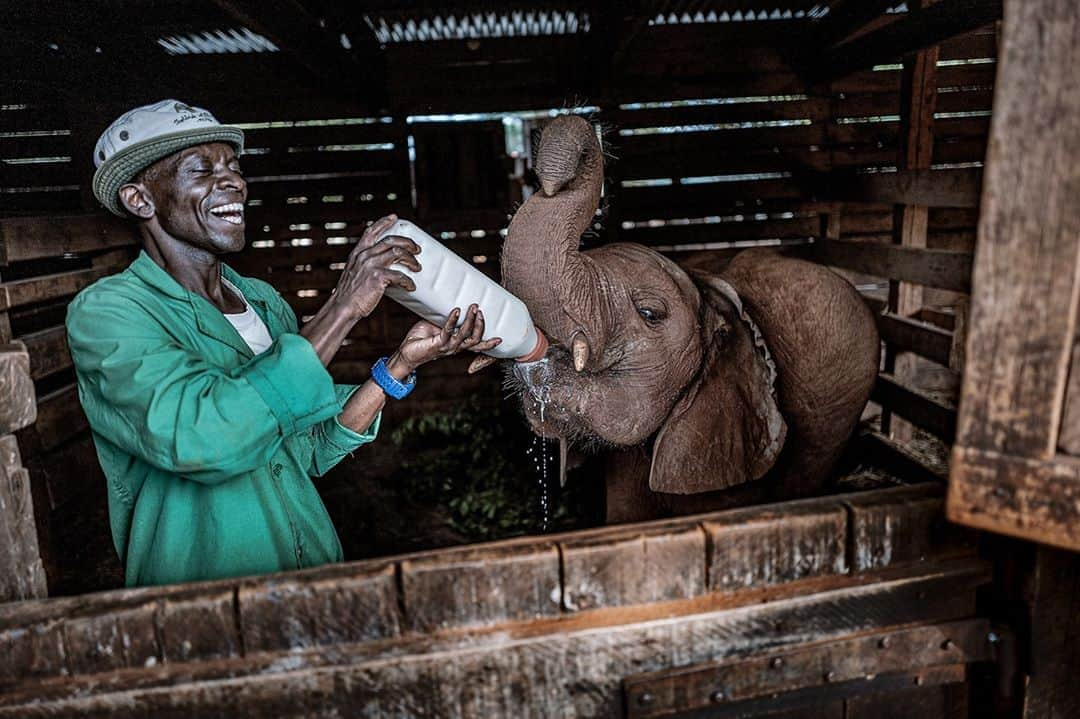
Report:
501,116,607,365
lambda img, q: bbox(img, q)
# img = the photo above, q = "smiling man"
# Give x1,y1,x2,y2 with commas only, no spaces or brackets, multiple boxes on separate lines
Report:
67,99,499,587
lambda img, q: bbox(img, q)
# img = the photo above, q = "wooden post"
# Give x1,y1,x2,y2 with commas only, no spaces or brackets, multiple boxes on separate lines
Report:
0,343,47,601
884,0,939,441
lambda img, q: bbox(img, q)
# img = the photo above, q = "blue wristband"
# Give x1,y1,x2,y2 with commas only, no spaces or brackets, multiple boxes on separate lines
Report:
371,356,416,400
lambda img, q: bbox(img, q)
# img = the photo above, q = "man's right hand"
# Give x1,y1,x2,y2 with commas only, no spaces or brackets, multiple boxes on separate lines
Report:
334,214,421,319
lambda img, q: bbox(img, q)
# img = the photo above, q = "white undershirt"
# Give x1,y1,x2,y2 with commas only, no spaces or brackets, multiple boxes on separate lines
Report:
221,278,274,355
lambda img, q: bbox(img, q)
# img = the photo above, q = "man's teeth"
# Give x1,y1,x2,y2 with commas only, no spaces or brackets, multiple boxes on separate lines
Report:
209,203,245,224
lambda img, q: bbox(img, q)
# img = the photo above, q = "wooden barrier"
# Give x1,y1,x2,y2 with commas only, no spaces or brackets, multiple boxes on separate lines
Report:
0,484,982,717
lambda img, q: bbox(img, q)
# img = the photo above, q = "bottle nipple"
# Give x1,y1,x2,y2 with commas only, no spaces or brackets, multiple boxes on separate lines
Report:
515,328,549,363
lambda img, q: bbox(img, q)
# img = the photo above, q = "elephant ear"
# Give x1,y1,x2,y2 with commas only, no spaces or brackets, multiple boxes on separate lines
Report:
649,277,787,495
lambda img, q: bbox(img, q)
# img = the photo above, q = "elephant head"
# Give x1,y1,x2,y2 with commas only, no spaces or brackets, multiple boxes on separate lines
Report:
501,115,788,493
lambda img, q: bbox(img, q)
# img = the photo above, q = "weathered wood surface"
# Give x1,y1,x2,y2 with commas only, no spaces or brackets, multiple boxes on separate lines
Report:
0,433,47,602
950,0,1080,461
0,215,135,265
1058,334,1080,455
0,486,982,716
825,168,981,209
813,240,973,293
947,0,1080,553
877,312,954,367
0,249,131,312
858,430,949,485
0,559,989,718
0,344,36,435
813,0,1002,81
841,484,975,572
949,447,1080,551
623,618,991,718
871,373,957,442
1022,548,1080,719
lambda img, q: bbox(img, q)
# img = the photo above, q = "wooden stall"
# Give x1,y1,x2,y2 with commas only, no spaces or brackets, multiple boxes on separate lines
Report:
1,0,1077,716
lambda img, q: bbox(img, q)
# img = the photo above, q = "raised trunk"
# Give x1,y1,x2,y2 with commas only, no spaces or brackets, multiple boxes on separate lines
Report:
501,116,607,355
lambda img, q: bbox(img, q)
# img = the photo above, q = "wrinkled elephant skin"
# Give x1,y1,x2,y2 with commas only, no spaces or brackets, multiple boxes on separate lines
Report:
502,116,880,522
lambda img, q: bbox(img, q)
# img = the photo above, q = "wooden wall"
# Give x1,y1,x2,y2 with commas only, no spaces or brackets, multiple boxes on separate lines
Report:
0,15,998,596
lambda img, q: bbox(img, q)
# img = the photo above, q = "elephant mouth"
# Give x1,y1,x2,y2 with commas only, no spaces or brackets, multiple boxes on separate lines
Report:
505,352,614,450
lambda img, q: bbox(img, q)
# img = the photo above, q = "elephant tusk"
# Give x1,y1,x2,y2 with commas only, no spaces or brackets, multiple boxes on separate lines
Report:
571,333,590,372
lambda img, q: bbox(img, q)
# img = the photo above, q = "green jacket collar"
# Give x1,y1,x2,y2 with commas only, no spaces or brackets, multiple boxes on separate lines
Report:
129,250,277,359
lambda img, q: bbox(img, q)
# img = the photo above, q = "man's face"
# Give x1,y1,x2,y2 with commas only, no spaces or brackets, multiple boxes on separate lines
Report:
142,142,248,254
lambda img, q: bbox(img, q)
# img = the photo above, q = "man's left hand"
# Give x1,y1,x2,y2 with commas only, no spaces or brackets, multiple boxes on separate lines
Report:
389,304,502,375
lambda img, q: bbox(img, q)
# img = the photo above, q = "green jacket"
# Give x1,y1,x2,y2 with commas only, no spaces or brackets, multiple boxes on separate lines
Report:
66,250,379,587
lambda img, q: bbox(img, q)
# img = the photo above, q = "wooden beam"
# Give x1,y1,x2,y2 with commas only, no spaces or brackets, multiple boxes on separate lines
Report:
812,0,900,48
1022,548,1080,718
813,240,973,293
813,0,1003,81
210,0,385,105
0,215,135,266
872,373,957,442
823,168,981,208
624,619,990,718
857,430,948,485
949,448,1080,552
877,313,954,367
0,434,47,602
949,0,1080,460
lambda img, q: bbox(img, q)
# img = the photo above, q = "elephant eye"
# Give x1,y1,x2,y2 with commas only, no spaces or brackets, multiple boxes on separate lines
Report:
636,305,666,325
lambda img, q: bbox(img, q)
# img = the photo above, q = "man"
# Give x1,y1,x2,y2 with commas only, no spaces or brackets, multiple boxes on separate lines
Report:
67,99,500,587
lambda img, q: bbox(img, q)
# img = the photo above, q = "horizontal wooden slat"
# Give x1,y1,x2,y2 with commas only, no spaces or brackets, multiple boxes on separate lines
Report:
19,326,70,380
877,313,954,366
29,384,87,453
824,168,982,208
0,215,135,265
0,251,130,311
949,447,1080,552
813,239,973,292
858,430,948,485
872,373,957,442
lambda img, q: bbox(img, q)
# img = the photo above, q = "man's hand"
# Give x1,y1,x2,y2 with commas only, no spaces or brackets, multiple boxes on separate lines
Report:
386,304,502,377
334,214,421,320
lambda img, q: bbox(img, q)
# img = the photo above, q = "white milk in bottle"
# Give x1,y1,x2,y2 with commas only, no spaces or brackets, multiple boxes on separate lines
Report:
375,219,548,361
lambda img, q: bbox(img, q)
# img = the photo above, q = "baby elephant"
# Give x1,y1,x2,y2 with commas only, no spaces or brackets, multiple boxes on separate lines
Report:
502,115,880,523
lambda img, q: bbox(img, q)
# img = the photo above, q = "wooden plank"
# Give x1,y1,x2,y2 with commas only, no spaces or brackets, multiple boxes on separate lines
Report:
841,484,976,572
0,344,36,434
559,525,707,612
0,214,135,265
858,430,948,485
29,384,86,453
951,0,1080,459
703,499,847,592
813,0,1003,81
813,239,972,293
20,326,70,380
0,434,46,602
624,619,990,718
826,168,981,208
877,312,954,366
810,0,898,48
0,257,129,312
1022,547,1080,719
0,559,991,717
209,0,377,99
884,10,939,442
872,373,957,442
399,542,562,632
237,563,401,653
948,447,1080,552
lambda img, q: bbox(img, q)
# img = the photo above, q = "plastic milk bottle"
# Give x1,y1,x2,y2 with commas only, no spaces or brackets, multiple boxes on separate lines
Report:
375,219,548,362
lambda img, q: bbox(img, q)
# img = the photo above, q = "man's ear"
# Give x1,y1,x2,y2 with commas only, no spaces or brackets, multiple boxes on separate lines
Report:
649,278,786,495
117,183,155,219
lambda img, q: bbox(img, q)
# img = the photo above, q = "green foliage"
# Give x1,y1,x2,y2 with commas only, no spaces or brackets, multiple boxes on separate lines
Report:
389,398,586,541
